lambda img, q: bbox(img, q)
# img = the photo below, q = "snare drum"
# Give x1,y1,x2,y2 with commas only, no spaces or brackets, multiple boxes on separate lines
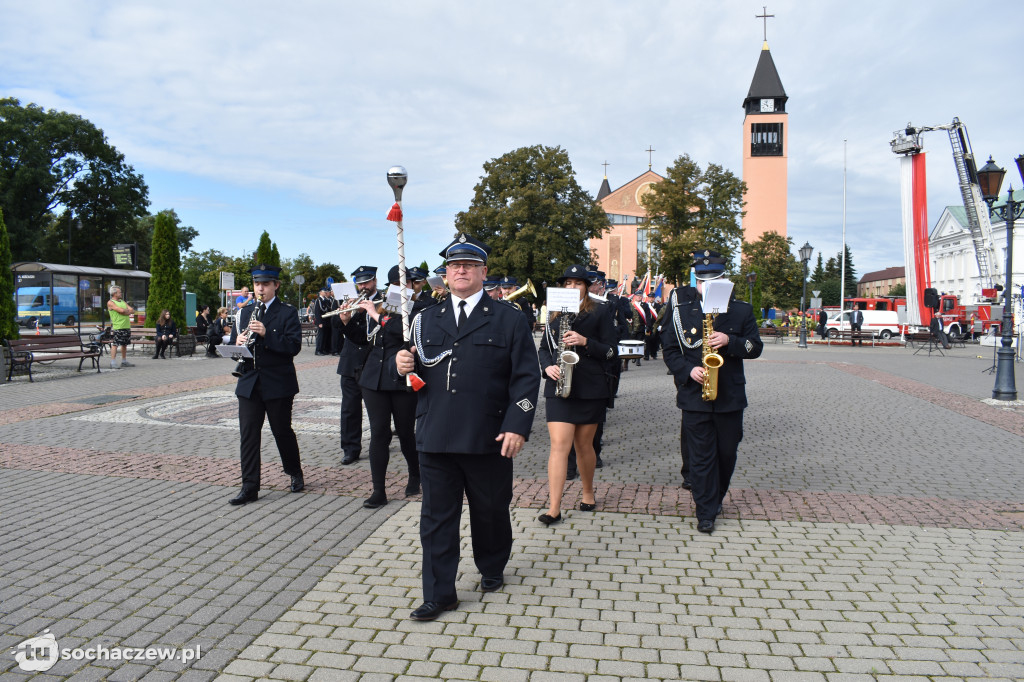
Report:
618,340,645,358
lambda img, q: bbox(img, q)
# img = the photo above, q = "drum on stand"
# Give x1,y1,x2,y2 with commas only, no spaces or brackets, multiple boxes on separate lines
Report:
618,340,645,358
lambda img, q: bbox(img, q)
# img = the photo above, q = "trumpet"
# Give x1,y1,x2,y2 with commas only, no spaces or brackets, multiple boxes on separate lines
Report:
322,293,368,318
505,279,536,302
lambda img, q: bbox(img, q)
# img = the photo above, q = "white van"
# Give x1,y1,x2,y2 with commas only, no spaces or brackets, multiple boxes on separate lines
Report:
825,309,901,340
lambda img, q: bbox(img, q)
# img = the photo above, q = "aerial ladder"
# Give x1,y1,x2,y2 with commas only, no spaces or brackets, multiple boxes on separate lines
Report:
890,118,998,287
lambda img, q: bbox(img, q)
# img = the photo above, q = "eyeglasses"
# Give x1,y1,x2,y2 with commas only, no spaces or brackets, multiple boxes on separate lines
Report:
447,263,483,272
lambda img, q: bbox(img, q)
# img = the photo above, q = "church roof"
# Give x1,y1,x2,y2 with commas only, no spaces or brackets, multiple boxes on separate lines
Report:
745,44,787,103
596,177,612,201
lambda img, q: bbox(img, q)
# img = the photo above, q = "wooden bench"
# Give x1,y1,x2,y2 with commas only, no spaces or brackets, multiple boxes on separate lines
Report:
826,330,877,346
129,328,196,357
759,326,788,343
301,322,317,346
4,335,102,382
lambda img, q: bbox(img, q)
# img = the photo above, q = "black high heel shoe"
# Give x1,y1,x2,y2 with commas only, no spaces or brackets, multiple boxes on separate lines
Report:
538,512,562,525
579,501,597,512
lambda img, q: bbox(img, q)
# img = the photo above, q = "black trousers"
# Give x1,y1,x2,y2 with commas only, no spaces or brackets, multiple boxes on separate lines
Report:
679,412,690,481
154,337,173,357
330,322,344,354
681,409,743,521
362,387,419,493
339,374,363,457
238,386,302,491
419,452,513,603
646,331,660,359
851,322,863,345
316,324,332,354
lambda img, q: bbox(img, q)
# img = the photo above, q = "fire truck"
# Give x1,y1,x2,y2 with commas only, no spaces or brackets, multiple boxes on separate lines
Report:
890,118,1005,338
843,295,999,338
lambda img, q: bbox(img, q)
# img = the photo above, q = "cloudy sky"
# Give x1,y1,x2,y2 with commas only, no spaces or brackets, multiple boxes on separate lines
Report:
3,0,1021,278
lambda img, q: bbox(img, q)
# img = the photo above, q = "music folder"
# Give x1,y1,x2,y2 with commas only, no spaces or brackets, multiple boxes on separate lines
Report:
215,345,252,359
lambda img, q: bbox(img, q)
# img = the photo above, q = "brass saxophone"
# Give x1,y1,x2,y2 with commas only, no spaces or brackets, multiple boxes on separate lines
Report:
554,312,579,399
701,313,723,401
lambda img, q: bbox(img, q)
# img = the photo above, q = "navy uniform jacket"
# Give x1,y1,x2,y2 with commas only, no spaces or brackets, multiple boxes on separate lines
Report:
538,303,616,400
605,294,631,342
345,309,413,392
336,291,383,378
230,299,302,401
400,297,540,455
661,287,763,413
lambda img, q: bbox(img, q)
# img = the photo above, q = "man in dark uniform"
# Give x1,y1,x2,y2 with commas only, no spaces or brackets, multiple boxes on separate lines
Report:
498,275,533,324
228,264,305,505
662,250,763,534
313,286,333,355
395,233,540,622
336,265,381,465
850,305,864,346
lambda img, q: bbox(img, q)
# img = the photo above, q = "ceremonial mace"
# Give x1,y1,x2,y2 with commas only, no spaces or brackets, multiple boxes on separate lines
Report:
386,166,423,389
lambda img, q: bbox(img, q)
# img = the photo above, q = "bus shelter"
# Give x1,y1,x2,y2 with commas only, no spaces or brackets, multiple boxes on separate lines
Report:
11,262,151,334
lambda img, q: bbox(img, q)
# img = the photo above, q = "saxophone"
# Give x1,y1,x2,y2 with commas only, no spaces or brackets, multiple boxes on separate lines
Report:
554,312,579,399
701,313,724,401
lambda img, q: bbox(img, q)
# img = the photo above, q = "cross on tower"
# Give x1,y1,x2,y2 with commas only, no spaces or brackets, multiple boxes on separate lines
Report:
645,146,655,170
756,6,774,42
602,160,609,178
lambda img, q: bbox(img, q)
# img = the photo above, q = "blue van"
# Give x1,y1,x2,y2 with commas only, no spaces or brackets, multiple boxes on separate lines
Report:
15,286,79,327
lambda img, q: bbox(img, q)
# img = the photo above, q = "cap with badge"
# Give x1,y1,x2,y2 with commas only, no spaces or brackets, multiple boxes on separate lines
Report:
386,265,406,285
351,265,378,284
606,278,618,290
499,275,518,288
408,266,428,282
251,264,282,282
692,250,727,280
556,263,590,285
440,233,491,264
483,278,499,291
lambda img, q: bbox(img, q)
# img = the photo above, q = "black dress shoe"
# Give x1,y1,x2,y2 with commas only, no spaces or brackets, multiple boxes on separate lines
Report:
717,503,723,515
341,453,359,465
538,512,562,525
405,475,421,497
595,456,604,469
363,491,387,509
410,600,458,621
229,490,258,506
682,479,693,490
290,475,304,493
480,576,504,593
566,469,579,481
579,501,597,512
697,519,715,534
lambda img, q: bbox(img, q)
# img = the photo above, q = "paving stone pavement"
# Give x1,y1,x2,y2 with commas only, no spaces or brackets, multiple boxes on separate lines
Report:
2,339,1023,680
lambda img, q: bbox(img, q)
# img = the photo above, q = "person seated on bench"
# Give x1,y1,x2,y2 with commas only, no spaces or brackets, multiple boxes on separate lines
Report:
153,309,178,359
208,307,230,357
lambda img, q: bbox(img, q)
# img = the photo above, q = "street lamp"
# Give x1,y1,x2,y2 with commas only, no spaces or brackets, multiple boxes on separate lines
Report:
67,211,81,265
977,156,1023,401
798,242,813,348
181,282,188,326
746,271,757,314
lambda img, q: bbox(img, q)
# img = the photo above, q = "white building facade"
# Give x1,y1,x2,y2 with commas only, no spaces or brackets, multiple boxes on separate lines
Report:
929,193,1024,305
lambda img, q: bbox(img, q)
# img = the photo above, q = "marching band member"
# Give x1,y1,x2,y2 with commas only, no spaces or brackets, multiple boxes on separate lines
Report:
336,265,382,465
662,250,763,534
537,264,616,525
395,233,540,621
313,286,333,356
339,265,420,509
228,264,304,506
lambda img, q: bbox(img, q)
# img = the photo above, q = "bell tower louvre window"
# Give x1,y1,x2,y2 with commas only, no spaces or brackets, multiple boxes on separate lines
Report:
751,122,783,156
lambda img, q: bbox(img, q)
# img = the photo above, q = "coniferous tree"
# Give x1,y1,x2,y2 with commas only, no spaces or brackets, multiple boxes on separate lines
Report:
0,208,19,341
810,253,825,284
255,231,275,266
145,212,184,328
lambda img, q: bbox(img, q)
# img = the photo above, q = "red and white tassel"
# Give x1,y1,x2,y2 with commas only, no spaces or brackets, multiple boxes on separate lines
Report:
386,202,403,222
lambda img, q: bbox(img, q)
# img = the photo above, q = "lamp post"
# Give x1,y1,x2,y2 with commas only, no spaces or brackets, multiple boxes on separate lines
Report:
977,155,1023,401
181,282,187,325
798,242,813,348
67,212,81,265
746,271,757,313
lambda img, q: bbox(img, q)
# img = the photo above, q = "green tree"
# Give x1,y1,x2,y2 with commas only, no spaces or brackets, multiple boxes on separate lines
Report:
888,282,906,297
145,213,184,327
734,231,802,311
255,230,277,266
840,244,857,294
810,253,825,284
0,208,18,341
454,145,608,286
641,154,746,285
1,98,150,264
104,209,198,271
312,263,344,293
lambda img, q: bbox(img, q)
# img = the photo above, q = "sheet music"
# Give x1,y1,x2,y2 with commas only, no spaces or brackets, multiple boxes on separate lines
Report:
332,281,357,300
701,280,734,314
215,344,252,358
546,287,581,314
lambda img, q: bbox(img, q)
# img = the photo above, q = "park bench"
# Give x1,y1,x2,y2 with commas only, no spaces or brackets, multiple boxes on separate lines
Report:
130,328,197,357
4,335,102,382
301,322,317,346
826,330,876,347
759,326,787,343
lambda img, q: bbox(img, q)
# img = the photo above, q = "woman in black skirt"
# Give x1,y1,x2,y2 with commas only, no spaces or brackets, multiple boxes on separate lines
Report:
538,264,617,524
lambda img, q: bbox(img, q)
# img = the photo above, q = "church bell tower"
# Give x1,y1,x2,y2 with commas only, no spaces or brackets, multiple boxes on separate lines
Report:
741,15,788,243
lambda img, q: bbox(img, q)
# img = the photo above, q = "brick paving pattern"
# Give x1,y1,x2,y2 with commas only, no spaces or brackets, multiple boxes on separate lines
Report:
1,341,1022,680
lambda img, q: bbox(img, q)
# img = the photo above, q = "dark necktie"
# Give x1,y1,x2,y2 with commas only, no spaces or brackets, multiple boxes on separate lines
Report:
457,300,468,328
256,302,266,321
